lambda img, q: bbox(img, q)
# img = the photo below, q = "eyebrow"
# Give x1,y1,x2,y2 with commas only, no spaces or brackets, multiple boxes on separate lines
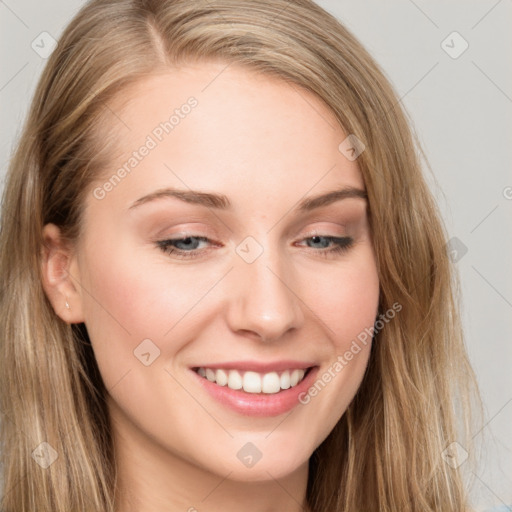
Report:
128,186,367,212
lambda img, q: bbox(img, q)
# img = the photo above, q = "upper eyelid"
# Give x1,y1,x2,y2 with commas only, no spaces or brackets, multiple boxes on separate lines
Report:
155,222,356,247
156,218,357,238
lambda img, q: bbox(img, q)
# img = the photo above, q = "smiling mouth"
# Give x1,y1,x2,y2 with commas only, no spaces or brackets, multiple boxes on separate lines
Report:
193,367,312,394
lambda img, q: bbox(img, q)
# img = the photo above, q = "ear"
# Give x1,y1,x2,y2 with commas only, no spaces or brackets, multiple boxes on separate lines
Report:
41,223,85,324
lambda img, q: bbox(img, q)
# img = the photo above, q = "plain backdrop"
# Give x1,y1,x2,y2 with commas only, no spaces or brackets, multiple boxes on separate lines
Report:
1,1,511,510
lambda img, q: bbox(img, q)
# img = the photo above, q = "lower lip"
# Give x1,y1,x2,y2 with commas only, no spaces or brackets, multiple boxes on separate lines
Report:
191,367,319,417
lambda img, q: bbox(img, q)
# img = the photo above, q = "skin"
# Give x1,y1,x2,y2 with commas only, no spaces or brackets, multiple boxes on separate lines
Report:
41,61,380,512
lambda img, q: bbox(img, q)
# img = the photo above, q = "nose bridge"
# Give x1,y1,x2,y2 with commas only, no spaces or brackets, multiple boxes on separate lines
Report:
226,238,304,341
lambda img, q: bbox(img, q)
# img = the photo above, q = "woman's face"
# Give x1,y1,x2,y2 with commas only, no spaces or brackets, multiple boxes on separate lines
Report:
52,62,379,483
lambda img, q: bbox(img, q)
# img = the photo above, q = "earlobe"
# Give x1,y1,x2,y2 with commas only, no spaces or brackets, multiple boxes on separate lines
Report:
40,223,85,324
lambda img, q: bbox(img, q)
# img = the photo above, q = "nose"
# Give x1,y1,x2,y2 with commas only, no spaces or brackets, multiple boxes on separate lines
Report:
225,249,305,342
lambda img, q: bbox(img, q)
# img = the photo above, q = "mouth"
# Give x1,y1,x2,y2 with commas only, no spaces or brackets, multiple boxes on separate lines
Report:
190,362,319,417
193,366,311,394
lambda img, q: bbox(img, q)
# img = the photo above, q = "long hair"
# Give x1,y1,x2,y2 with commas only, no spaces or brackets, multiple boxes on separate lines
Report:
0,0,482,510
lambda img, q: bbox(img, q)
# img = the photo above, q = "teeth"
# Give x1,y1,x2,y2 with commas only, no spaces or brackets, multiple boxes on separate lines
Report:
227,370,243,390
196,367,308,394
261,372,280,394
280,370,291,390
290,369,303,387
243,371,261,393
215,369,228,387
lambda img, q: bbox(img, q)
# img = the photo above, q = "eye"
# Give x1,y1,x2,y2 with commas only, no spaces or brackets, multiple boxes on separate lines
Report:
296,235,354,257
156,236,212,259
156,234,354,260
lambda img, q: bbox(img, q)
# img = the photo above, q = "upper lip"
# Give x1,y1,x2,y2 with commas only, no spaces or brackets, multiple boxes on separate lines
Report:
192,360,317,373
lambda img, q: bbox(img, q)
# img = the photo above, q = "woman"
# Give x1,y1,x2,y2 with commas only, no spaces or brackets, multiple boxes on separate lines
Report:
0,0,482,510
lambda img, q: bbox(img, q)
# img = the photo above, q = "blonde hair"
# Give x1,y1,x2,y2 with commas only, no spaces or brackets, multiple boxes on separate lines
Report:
0,0,482,510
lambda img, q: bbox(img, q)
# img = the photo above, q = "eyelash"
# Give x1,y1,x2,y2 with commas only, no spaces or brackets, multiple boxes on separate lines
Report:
156,234,354,260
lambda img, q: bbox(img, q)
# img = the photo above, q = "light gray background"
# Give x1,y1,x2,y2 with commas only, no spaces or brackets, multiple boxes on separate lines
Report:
1,1,511,510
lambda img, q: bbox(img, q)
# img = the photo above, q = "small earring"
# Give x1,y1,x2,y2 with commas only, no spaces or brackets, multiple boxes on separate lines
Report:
65,297,70,309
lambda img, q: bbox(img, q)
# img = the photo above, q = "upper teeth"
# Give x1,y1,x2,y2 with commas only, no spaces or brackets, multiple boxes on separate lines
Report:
196,368,307,394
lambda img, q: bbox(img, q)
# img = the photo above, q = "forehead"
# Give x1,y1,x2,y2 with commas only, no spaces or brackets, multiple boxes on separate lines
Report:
89,61,364,212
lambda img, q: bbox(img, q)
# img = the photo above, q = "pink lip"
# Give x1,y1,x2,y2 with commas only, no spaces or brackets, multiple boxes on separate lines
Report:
190,365,319,417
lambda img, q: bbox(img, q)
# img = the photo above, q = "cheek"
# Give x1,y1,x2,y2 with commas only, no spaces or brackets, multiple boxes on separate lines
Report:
80,241,200,335
297,256,379,444
296,249,379,411
77,243,179,386
77,238,227,389
307,251,380,347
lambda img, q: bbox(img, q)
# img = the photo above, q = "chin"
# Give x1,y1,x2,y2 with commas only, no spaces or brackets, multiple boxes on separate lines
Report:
205,437,314,483
222,457,309,483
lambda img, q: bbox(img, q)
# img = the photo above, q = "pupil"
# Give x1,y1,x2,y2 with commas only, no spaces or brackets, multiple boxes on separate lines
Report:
311,236,326,248
178,237,197,250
